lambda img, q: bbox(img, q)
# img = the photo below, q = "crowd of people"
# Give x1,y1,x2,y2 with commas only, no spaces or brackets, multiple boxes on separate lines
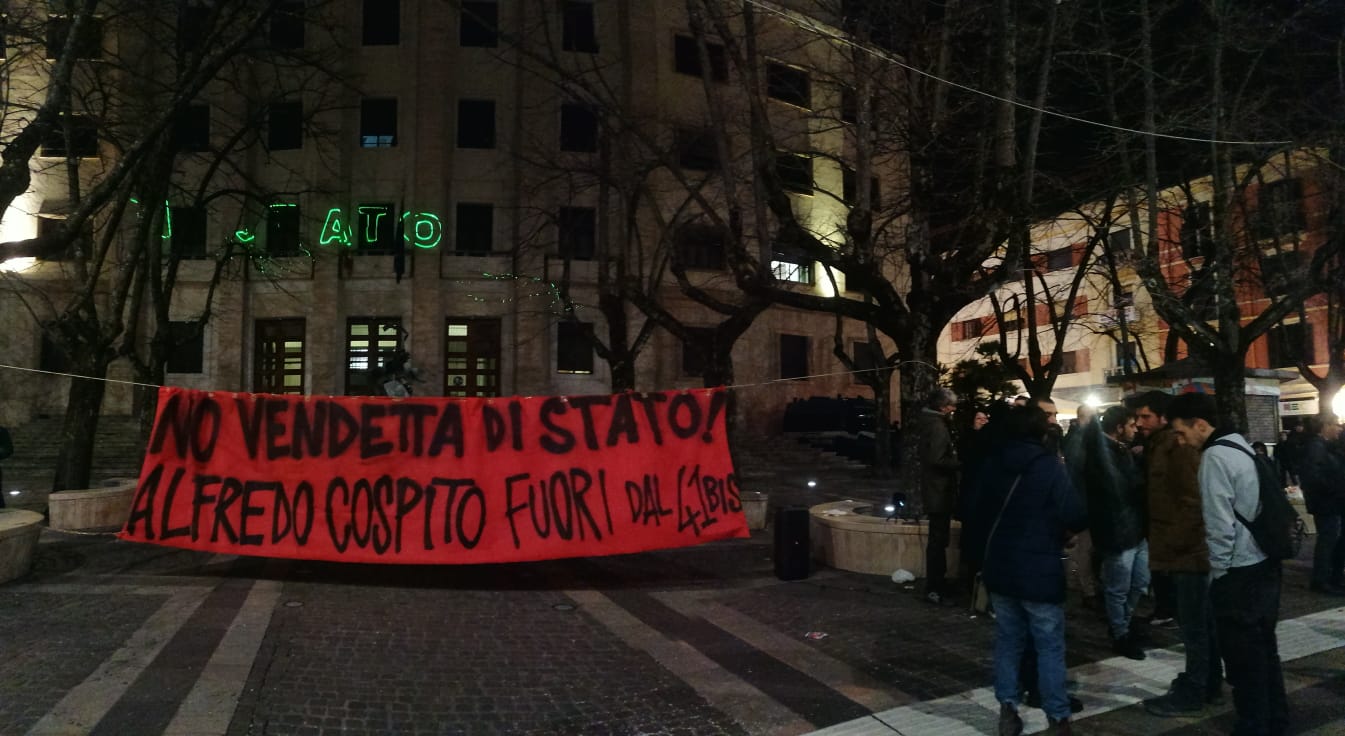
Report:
915,388,1344,736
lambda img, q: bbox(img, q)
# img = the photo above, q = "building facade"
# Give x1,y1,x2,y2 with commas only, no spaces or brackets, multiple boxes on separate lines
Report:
0,0,904,430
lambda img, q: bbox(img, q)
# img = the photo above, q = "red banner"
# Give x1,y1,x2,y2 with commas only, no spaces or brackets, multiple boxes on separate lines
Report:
118,387,748,563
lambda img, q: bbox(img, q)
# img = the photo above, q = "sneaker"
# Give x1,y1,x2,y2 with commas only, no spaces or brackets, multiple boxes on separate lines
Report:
998,703,1023,736
1046,717,1073,735
1113,633,1146,660
1143,690,1204,717
1149,616,1178,630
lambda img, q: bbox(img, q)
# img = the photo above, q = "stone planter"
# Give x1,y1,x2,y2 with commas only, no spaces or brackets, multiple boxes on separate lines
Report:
0,509,44,584
741,491,768,530
809,500,961,577
48,480,138,533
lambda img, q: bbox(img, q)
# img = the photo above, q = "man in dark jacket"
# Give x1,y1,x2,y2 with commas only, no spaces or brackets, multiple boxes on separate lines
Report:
917,387,960,606
1086,405,1149,660
1298,414,1345,595
970,404,1088,736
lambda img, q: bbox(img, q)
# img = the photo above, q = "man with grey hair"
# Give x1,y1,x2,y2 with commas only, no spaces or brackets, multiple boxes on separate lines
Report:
919,387,961,605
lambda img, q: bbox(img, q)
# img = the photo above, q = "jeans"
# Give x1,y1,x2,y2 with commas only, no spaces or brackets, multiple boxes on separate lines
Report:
990,594,1071,721
1171,570,1222,698
926,513,952,595
1311,514,1341,587
1100,540,1150,638
1212,560,1289,736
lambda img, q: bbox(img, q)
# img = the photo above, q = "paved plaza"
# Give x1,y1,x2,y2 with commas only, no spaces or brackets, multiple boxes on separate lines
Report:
2,518,1343,736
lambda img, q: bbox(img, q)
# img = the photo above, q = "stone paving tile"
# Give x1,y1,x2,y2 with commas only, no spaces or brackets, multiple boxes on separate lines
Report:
226,582,746,736
0,590,167,735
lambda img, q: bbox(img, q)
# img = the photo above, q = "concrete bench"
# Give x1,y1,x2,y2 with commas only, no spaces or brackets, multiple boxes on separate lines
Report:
0,509,44,584
48,480,138,533
810,500,961,577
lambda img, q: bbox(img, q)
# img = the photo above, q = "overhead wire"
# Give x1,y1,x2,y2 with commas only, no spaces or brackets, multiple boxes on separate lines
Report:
740,0,1294,147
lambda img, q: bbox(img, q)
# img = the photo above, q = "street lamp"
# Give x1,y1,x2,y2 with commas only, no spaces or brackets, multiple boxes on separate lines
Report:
1332,386,1345,420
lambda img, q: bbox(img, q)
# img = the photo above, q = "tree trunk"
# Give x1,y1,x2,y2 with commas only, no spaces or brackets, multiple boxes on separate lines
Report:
870,372,895,478
1207,350,1248,433
53,356,111,492
898,325,940,512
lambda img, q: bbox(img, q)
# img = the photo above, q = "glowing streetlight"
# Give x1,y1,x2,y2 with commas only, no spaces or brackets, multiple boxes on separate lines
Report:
1084,394,1103,408
1332,386,1345,421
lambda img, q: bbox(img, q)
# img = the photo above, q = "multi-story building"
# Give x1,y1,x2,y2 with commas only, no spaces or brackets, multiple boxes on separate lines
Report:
0,1,904,431
938,149,1343,427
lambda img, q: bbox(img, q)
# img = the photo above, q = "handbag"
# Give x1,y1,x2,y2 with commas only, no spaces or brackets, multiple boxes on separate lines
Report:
970,473,1023,615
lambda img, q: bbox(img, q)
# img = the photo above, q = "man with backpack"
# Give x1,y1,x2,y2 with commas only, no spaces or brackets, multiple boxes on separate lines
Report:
1167,393,1288,736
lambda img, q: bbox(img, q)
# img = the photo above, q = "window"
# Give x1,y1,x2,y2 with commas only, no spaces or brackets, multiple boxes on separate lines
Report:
852,340,880,382
1180,202,1213,259
166,322,204,374
177,4,210,52
766,62,810,108
780,334,809,379
557,207,596,260
682,326,715,377
954,318,984,340
345,318,403,395
560,103,598,152
270,1,304,50
674,222,726,270
457,99,496,149
557,321,594,374
39,115,98,158
266,203,302,256
445,319,502,397
1252,178,1306,240
357,203,396,253
169,206,207,259
675,128,717,171
360,98,397,147
363,0,399,45
455,203,493,255
267,101,303,151
776,152,813,195
1107,228,1132,255
1046,246,1073,271
39,332,71,373
1267,322,1311,368
842,166,879,206
1259,250,1303,295
46,14,102,60
254,318,306,394
673,34,727,81
562,1,598,53
175,105,210,152
1059,349,1089,374
771,256,813,284
460,1,498,47
841,88,858,124
36,216,71,260
1115,341,1138,371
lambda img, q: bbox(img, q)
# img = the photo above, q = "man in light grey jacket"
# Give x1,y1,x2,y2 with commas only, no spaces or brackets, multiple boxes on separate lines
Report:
1168,393,1287,736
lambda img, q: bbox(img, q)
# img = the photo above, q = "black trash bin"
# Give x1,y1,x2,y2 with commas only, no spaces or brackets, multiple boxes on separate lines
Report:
773,506,810,581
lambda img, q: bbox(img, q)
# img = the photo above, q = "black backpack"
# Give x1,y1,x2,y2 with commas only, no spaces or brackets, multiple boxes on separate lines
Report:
1212,440,1304,561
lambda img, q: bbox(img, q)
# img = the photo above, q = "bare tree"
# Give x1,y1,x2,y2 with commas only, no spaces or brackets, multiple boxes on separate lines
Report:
0,0,346,489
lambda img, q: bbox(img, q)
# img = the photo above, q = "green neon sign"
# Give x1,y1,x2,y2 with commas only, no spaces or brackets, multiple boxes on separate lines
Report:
320,207,353,246
403,211,442,249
